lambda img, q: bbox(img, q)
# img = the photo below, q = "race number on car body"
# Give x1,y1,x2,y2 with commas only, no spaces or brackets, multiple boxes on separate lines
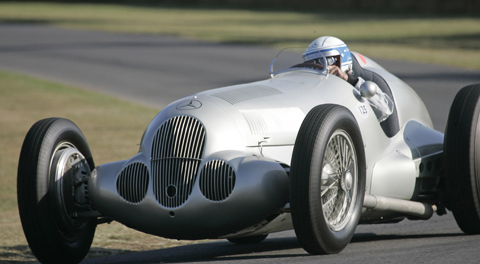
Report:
357,103,369,118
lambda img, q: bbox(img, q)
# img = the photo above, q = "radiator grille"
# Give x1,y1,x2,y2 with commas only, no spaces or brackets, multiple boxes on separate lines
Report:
151,116,206,208
116,162,149,204
200,160,236,202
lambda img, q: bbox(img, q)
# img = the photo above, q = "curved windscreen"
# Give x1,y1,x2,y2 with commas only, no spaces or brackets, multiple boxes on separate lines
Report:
269,47,328,77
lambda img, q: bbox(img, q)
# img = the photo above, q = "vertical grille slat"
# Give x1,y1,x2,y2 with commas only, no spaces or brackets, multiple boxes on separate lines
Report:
116,162,149,204
151,116,206,208
200,160,236,202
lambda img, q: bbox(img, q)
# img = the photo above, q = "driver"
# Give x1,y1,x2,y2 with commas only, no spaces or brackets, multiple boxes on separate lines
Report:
302,36,394,122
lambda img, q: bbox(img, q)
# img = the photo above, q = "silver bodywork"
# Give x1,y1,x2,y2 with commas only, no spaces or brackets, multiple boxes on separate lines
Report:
89,52,444,240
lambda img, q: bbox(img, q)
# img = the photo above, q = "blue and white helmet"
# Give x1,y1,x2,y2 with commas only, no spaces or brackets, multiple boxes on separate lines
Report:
302,36,353,72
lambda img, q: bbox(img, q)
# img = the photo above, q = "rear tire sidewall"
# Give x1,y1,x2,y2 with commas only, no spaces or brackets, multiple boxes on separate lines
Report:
444,84,480,234
18,118,96,264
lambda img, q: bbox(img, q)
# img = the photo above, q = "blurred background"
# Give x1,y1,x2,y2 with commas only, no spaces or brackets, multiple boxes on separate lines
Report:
1,0,479,69
5,0,479,13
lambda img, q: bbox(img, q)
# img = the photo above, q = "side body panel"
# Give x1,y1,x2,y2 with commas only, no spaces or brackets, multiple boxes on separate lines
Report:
89,55,443,238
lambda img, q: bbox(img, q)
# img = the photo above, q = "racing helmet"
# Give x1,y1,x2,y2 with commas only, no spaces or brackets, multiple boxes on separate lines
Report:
302,36,353,72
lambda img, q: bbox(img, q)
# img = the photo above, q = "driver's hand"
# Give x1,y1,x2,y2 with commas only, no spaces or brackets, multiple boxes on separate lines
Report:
328,65,348,81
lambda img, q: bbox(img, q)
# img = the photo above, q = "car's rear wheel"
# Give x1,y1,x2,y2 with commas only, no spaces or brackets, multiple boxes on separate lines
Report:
17,118,96,264
444,84,480,234
290,104,366,255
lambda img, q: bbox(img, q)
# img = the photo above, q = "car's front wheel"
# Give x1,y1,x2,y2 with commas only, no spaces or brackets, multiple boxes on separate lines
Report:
17,118,96,264
290,104,366,255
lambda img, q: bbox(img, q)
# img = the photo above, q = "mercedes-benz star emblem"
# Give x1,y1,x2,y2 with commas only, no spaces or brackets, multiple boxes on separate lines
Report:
176,99,202,110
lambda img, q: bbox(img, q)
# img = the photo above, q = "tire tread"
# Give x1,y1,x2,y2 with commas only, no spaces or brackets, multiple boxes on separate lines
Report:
17,118,95,264
445,84,480,234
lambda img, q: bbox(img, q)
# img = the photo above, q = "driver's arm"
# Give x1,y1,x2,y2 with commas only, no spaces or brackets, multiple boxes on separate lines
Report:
328,65,358,86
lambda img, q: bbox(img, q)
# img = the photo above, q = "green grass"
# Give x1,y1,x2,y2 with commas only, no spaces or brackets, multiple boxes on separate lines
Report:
1,2,480,70
0,70,160,211
0,71,203,262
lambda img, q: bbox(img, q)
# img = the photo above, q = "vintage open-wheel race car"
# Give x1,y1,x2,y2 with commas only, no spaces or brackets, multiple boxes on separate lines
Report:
17,48,480,263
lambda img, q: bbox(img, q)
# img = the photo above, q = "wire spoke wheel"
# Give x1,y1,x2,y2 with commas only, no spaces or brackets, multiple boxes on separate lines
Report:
290,104,365,255
321,130,357,231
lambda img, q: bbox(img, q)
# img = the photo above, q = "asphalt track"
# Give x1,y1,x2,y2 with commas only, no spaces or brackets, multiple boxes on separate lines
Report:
2,23,480,264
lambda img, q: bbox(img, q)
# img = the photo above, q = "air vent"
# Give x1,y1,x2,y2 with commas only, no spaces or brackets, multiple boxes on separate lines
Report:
200,160,236,202
240,107,305,135
151,116,206,208
116,162,149,204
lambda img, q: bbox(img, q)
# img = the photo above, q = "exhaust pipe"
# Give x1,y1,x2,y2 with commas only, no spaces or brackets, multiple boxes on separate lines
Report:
363,195,436,220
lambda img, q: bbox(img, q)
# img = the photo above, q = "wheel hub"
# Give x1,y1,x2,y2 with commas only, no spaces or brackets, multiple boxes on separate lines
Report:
341,171,353,191
51,146,92,235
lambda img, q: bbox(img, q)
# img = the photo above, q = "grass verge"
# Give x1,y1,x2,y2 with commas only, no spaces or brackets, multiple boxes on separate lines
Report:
0,2,480,70
0,71,203,262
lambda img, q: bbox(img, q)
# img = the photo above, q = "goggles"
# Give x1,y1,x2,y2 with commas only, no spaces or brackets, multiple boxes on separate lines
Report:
326,56,338,66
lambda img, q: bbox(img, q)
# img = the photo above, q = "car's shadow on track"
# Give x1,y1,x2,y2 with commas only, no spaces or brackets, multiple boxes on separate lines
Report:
81,232,467,264
82,237,303,264
351,232,465,243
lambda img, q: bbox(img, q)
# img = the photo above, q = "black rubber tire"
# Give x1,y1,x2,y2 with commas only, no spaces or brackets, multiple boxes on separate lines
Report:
290,104,366,255
444,84,480,234
227,234,268,244
17,118,96,264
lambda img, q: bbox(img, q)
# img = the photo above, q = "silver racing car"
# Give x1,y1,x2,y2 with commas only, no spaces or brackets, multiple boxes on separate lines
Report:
17,48,480,264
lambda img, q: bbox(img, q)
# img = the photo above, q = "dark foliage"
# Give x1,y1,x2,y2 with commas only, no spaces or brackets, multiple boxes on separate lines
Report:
2,0,480,15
